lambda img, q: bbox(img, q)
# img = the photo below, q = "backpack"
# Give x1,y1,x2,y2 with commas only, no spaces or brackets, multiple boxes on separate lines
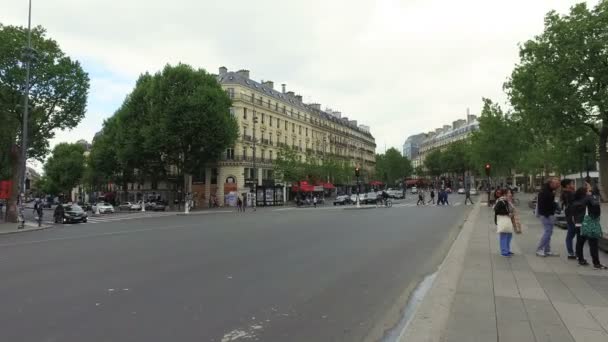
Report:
494,199,510,216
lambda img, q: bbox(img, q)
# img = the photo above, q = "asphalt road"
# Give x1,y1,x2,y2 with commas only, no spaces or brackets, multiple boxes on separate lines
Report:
0,196,473,342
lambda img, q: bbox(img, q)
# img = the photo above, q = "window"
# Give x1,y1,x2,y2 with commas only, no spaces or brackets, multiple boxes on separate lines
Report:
275,102,278,111
276,118,280,129
243,126,247,137
229,107,236,118
269,150,273,160
251,92,254,102
299,126,302,134
261,113,265,124
269,133,273,145
226,148,235,160
269,116,272,126
261,150,265,159
285,121,288,130
243,108,248,119
268,99,271,108
282,106,286,114
243,147,247,158
226,88,234,99
211,168,218,185
306,128,308,137
292,123,295,132
193,168,206,183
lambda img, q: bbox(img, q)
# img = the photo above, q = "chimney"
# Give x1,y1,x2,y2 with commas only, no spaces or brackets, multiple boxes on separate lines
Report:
262,80,274,89
219,66,227,76
333,111,341,118
295,95,303,102
466,107,470,116
281,84,286,93
236,69,250,79
443,125,451,131
467,114,477,123
286,91,295,97
349,120,358,126
310,103,321,110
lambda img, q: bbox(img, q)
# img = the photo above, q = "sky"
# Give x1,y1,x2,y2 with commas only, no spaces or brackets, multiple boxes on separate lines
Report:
2,0,600,168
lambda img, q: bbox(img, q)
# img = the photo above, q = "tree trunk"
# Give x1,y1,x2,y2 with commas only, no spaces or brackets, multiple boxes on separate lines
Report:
5,145,21,223
598,126,608,202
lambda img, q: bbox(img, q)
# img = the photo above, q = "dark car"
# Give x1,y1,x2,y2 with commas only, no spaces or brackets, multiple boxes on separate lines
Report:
333,195,352,205
60,204,88,223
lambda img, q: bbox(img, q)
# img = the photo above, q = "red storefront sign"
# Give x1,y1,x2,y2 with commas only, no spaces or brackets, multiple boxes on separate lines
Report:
0,180,12,199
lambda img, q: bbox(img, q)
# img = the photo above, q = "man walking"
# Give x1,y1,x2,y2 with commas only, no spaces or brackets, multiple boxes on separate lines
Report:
560,179,577,259
313,195,317,208
536,177,561,257
417,190,425,206
464,188,474,205
428,189,435,204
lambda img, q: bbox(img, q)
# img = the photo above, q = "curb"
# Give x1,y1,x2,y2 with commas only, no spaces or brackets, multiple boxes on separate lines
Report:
0,224,52,235
398,203,481,342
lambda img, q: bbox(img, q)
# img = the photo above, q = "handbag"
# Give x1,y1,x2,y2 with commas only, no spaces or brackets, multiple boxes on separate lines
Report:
496,215,514,233
581,215,603,239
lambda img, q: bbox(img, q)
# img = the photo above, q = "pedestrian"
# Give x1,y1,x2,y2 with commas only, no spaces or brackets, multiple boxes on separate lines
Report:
444,189,450,206
535,177,561,257
313,195,317,208
33,199,43,227
236,196,243,212
436,189,444,205
428,189,435,204
494,189,514,257
464,188,474,205
54,201,64,224
571,184,606,269
417,190,425,206
560,179,577,260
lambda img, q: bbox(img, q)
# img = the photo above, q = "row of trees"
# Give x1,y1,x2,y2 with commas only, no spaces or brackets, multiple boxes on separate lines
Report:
375,148,413,186
273,146,354,186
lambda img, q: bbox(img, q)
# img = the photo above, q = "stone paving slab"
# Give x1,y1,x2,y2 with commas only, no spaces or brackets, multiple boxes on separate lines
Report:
411,203,608,341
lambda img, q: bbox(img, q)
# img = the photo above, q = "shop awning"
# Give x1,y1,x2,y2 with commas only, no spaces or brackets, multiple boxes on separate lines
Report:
292,181,315,192
322,182,336,190
370,180,384,186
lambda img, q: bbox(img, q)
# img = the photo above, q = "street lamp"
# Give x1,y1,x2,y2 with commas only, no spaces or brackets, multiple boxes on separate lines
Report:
18,0,35,228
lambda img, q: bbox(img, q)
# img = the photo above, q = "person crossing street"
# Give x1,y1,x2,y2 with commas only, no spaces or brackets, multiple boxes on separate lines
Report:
464,188,474,205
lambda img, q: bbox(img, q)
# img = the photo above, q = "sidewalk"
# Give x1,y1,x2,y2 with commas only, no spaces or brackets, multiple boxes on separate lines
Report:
0,221,51,235
403,203,608,342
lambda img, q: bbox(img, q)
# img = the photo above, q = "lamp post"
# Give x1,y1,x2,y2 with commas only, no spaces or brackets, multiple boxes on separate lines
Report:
17,0,34,228
252,115,258,210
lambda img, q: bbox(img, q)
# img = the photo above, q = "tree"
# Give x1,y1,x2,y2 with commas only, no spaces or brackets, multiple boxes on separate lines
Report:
274,146,306,184
43,143,86,200
424,149,444,178
0,24,89,221
505,1,608,195
414,165,426,178
443,140,473,176
470,99,523,176
375,148,413,186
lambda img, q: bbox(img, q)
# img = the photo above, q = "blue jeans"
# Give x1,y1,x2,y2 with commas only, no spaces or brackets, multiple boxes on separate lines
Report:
565,222,576,256
537,215,555,253
499,232,513,256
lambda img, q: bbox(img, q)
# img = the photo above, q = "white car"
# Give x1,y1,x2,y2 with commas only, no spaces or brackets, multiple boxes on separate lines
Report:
457,188,466,194
469,189,478,196
388,189,404,199
411,186,418,194
94,202,115,213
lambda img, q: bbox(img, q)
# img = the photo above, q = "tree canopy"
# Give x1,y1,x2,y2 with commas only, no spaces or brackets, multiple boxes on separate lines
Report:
42,143,86,197
375,148,412,186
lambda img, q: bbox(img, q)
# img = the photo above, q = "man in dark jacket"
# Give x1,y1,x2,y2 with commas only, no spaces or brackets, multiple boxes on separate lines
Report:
536,177,560,257
560,179,577,259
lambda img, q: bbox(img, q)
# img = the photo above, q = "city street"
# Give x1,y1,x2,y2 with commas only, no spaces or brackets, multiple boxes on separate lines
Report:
0,196,472,342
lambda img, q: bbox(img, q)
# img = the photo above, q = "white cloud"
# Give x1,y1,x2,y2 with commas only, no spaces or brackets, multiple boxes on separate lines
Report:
1,0,600,155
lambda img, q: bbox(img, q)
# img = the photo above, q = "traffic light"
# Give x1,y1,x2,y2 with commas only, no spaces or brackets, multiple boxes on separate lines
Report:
485,163,491,176
355,166,360,177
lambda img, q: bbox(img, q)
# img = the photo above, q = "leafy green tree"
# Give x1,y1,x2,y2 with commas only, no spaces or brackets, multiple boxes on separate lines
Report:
0,24,89,221
424,149,444,178
274,146,306,184
443,140,473,177
505,1,608,194
375,148,413,186
43,143,86,200
414,165,426,178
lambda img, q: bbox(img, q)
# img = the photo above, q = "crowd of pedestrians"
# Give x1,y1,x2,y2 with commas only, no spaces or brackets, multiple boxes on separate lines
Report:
492,177,606,270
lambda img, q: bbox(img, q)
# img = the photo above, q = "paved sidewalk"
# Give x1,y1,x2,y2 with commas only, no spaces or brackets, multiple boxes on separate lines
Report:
0,221,51,235
404,203,608,341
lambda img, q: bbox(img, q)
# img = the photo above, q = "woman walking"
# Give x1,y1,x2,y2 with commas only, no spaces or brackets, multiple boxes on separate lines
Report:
571,184,606,269
495,189,515,257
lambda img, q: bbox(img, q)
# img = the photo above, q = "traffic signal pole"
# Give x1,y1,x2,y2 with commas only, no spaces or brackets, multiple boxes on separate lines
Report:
485,163,492,206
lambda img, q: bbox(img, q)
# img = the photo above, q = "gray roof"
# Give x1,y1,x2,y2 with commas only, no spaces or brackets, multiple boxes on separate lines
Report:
218,71,374,138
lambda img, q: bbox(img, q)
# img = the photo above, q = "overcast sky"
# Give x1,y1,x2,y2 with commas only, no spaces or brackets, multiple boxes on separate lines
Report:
2,0,599,165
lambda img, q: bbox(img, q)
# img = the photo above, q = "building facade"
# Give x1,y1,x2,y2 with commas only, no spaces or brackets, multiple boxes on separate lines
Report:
413,111,479,168
188,67,376,207
402,133,427,161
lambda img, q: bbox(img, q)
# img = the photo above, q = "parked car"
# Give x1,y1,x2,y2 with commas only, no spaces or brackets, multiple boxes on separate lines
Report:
411,186,418,194
333,195,352,205
118,202,142,211
60,204,88,223
350,194,358,203
145,202,166,211
457,188,466,194
387,189,404,199
364,192,379,204
469,189,478,196
93,202,114,213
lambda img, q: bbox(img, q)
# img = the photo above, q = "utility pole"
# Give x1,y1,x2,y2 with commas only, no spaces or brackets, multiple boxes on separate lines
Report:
18,0,34,228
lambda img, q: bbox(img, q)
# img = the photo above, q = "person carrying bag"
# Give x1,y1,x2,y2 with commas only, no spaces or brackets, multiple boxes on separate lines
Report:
572,184,606,269
494,189,514,257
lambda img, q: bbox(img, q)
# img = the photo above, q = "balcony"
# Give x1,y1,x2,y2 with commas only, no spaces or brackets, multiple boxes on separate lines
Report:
242,135,253,142
262,138,270,145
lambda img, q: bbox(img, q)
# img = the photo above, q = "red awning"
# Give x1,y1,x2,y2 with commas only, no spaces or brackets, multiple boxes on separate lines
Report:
406,179,419,186
292,181,315,192
322,182,336,190
370,180,383,186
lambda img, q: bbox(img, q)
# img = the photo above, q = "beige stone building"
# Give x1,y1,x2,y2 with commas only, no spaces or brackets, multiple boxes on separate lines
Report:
189,67,376,207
